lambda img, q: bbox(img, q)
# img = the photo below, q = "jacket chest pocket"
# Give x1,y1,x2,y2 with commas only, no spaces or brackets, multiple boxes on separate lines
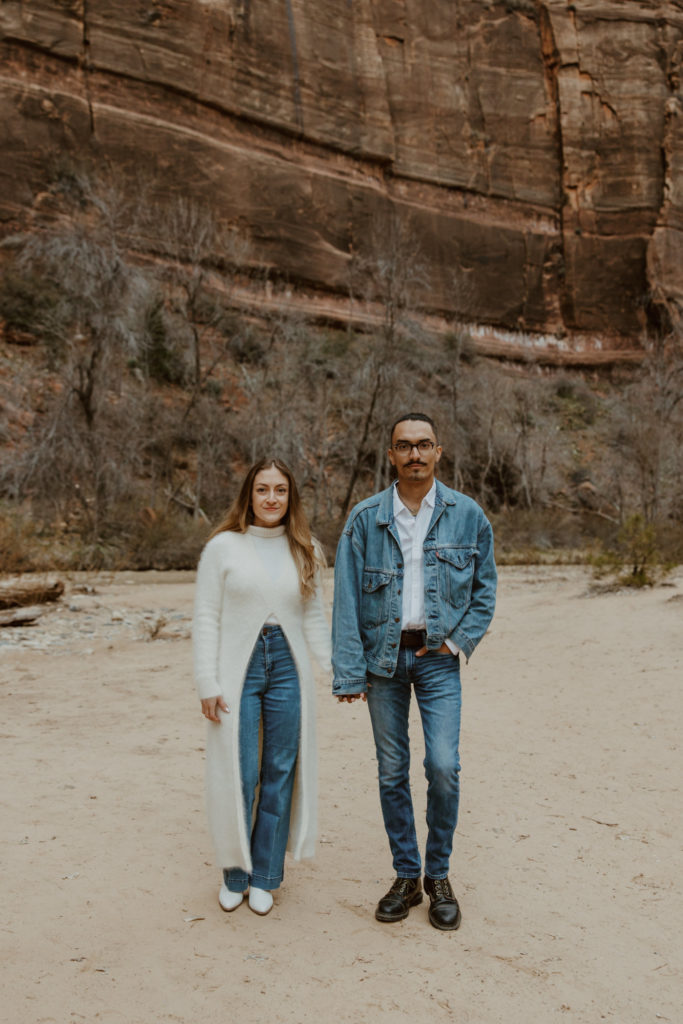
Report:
436,547,477,608
361,569,393,628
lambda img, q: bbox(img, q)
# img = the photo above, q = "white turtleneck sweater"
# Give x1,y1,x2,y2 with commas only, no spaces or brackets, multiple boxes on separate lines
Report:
250,524,296,625
193,525,331,871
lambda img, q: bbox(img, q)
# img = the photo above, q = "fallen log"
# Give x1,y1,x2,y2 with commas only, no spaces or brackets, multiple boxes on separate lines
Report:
0,605,46,627
0,579,65,610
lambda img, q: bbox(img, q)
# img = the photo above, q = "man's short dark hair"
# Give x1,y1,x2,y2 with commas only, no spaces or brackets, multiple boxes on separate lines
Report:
390,412,438,443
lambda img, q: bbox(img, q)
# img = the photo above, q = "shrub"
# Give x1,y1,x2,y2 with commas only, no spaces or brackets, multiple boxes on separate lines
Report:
0,508,45,574
0,270,56,332
119,506,209,570
491,507,593,563
553,376,598,428
141,300,187,385
590,513,674,587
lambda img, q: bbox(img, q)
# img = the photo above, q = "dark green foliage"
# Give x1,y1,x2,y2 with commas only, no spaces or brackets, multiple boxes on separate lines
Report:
141,300,187,385
0,270,61,338
229,329,267,365
553,376,598,428
590,514,673,587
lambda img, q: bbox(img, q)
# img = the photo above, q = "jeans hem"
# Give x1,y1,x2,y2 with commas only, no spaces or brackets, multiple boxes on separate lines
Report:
394,865,422,878
250,875,282,891
224,874,282,892
224,871,249,893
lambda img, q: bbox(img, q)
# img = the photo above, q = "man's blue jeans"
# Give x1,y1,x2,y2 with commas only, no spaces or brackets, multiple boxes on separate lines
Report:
366,649,462,880
224,625,301,893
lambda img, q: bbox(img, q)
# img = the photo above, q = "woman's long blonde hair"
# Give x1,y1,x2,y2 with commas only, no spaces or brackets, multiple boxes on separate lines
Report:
209,457,322,600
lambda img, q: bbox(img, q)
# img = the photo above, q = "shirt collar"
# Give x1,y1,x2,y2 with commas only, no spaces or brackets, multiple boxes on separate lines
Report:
393,480,437,517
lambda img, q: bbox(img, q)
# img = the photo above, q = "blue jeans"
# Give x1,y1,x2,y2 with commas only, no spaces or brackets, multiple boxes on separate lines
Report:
224,626,301,893
366,648,462,880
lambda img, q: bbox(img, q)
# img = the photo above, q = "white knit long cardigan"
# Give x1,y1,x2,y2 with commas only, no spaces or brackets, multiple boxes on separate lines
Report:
192,525,331,873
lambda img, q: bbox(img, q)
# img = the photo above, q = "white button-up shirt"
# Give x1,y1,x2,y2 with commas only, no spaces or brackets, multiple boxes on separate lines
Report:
392,481,460,654
392,481,436,629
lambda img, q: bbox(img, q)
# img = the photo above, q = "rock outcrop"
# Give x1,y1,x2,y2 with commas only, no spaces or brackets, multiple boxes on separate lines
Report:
1,0,682,362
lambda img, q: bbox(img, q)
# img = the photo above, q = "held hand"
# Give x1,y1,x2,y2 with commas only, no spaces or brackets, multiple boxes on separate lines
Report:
337,693,368,703
416,643,453,657
201,696,229,722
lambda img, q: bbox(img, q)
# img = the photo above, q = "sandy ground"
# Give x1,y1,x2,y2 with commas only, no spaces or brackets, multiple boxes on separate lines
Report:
1,565,681,1024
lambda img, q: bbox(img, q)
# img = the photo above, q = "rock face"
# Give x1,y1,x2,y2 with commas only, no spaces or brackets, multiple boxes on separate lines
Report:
1,0,682,358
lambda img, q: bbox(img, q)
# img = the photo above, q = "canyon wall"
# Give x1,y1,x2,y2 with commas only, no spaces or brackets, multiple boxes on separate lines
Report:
1,0,682,361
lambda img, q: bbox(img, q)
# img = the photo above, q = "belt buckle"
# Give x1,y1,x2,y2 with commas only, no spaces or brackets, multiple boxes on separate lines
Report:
400,629,424,649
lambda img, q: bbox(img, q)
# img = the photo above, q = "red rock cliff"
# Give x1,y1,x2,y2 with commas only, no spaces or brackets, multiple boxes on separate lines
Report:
1,0,682,358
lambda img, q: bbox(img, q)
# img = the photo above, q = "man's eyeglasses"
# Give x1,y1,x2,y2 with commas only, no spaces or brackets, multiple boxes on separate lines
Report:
392,440,436,454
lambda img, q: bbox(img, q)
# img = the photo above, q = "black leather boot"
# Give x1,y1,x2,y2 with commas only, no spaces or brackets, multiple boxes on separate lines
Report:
375,877,423,922
424,876,462,930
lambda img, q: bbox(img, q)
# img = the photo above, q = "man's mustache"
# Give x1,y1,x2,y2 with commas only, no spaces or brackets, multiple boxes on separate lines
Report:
407,461,426,467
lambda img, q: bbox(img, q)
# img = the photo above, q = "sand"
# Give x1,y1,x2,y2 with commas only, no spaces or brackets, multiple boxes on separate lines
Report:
2,566,681,1024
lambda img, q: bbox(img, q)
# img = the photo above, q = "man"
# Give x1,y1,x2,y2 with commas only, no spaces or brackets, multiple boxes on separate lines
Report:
332,412,496,930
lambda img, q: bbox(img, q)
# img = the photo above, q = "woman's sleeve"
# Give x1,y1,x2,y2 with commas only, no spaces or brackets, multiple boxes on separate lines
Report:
302,566,332,674
192,540,225,700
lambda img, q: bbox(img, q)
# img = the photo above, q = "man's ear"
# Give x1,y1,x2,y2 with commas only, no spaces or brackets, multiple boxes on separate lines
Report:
434,445,443,464
387,447,396,468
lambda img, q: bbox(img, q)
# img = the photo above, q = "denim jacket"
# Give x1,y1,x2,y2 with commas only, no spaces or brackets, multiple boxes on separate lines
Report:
332,480,497,695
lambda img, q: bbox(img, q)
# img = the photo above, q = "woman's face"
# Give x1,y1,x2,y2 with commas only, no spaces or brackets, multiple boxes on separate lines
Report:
251,466,290,528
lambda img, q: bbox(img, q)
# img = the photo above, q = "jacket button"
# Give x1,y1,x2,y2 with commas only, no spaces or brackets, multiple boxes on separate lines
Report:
394,617,400,623
397,563,403,568
390,643,396,648
397,589,401,595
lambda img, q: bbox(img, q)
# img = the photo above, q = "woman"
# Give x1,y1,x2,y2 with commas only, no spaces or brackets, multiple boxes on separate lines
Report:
193,458,331,916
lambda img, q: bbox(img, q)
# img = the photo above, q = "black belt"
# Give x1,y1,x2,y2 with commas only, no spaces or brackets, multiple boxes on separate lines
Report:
400,629,426,649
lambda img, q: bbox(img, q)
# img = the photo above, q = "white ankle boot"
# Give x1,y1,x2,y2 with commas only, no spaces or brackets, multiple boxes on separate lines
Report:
218,883,245,912
248,887,273,916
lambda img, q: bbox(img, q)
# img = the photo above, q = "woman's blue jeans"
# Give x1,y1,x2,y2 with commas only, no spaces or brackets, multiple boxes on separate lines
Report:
366,648,462,880
224,625,301,893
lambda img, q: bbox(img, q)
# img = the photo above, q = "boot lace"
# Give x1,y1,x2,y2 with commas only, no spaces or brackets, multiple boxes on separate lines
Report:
389,877,418,896
430,877,454,900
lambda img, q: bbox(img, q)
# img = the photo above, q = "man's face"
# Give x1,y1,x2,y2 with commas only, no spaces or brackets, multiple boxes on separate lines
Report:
388,419,442,486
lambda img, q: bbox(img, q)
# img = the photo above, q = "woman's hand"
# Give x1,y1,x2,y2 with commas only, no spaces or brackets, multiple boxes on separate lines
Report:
201,696,229,722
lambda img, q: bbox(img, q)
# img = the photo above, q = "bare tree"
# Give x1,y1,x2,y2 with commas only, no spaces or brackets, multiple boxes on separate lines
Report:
155,198,251,414
340,209,429,513
9,175,152,534
435,327,476,490
604,328,683,524
143,197,255,520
